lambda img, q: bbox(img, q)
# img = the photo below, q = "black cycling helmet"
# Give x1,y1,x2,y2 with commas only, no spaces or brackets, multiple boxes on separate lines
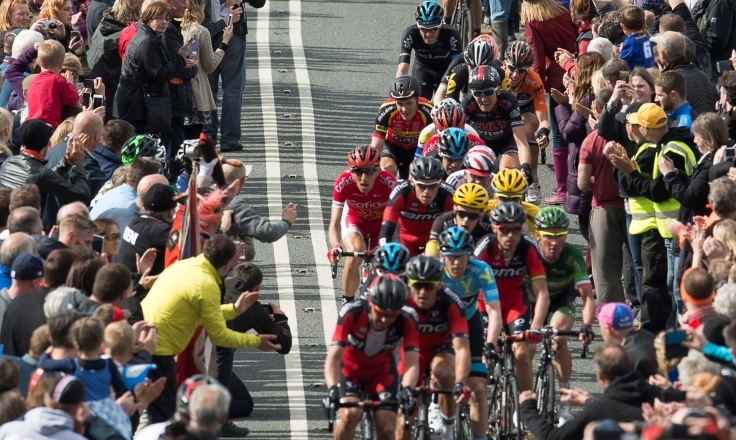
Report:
176,374,220,416
489,202,527,224
368,274,408,312
405,255,444,282
415,0,443,25
505,41,534,69
390,75,422,99
410,156,444,181
468,65,500,91
464,39,496,69
375,243,411,274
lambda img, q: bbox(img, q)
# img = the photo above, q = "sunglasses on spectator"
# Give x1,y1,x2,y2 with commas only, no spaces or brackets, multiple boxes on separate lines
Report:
415,180,441,189
456,211,481,220
471,87,497,98
418,25,441,33
106,233,121,241
538,231,568,239
408,279,441,289
351,167,378,176
507,65,528,74
497,226,522,235
371,305,403,318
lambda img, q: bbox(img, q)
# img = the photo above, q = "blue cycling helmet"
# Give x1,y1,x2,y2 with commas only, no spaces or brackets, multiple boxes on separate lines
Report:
375,243,411,274
415,1,443,25
439,226,475,255
438,127,471,160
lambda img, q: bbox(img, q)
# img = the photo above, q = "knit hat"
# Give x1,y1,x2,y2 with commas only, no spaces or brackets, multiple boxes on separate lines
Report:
142,184,177,212
10,253,44,280
596,302,634,330
48,375,85,405
632,103,668,128
20,119,52,151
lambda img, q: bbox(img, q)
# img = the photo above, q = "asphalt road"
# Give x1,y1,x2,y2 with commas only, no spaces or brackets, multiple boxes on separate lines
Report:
210,0,602,437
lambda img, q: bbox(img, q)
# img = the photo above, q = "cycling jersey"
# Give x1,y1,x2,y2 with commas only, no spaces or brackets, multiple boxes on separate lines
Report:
499,69,547,114
536,242,589,301
462,91,524,156
332,170,397,223
380,181,456,255
428,211,492,244
441,58,506,103
486,199,539,236
419,132,486,159
473,234,545,325
399,25,462,71
373,97,434,151
415,123,480,160
441,258,500,320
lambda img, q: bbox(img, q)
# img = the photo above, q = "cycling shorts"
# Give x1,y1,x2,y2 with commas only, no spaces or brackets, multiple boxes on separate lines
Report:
340,357,400,412
488,137,519,165
397,232,426,257
504,306,532,336
520,101,536,116
380,141,415,180
343,216,381,250
416,343,454,384
546,289,577,324
413,64,444,101
467,311,488,378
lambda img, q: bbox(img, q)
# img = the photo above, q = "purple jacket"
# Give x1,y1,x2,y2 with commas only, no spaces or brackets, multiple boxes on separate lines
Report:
5,46,36,112
556,97,592,217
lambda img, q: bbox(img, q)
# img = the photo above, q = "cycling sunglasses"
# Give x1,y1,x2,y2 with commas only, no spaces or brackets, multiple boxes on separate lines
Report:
456,211,481,220
415,180,442,189
418,25,441,33
351,167,378,176
371,305,403,318
471,87,497,98
497,226,523,235
496,194,523,202
507,65,528,74
538,230,568,239
408,279,441,289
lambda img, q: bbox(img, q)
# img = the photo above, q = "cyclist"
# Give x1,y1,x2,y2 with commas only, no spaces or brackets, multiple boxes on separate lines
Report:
415,99,480,160
426,183,491,257
438,226,502,440
434,36,503,105
356,242,412,298
372,76,434,179
398,1,462,100
328,146,397,304
473,203,550,393
446,145,497,192
398,255,471,440
500,41,551,205
324,274,420,440
463,65,535,199
486,168,540,236
532,207,595,425
380,157,455,256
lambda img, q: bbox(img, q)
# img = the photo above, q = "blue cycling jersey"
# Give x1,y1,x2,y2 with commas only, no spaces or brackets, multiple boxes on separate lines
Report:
442,258,500,320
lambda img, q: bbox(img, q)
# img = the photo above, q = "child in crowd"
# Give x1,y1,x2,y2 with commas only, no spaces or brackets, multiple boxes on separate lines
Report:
25,40,78,129
104,320,137,366
619,7,656,70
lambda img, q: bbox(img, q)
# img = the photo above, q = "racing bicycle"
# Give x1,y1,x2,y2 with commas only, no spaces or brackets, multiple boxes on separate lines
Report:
331,241,376,285
450,0,474,51
411,371,473,440
487,333,523,440
324,397,410,440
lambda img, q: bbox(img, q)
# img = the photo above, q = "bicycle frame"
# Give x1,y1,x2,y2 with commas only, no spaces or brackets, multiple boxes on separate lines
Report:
487,334,523,440
331,249,375,285
325,398,407,440
450,0,474,51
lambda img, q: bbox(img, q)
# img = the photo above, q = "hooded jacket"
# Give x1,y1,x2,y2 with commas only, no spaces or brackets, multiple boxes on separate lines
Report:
88,13,128,113
0,407,86,440
556,98,592,217
58,289,102,316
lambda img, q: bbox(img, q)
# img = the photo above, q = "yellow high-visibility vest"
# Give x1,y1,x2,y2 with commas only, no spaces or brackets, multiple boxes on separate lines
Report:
651,140,697,239
628,142,658,235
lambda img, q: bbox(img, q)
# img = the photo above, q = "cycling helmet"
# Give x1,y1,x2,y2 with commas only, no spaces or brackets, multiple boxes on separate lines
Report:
505,41,534,69
176,374,220,416
390,75,422,99
463,146,496,176
405,255,444,281
453,183,490,210
489,202,527,224
439,226,475,255
122,134,165,165
471,34,499,64
534,206,570,230
415,0,443,25
368,274,408,311
438,127,471,160
410,156,444,181
375,243,411,274
177,139,198,162
492,168,528,195
347,145,380,168
464,39,496,69
433,99,465,130
468,65,500,91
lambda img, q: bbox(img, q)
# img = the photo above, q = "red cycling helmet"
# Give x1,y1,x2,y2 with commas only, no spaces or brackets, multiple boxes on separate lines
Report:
347,145,380,168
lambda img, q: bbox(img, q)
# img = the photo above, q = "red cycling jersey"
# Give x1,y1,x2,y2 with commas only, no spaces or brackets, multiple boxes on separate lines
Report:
332,170,397,223
421,132,486,158
473,234,546,325
379,181,456,255
372,97,434,150
331,300,420,370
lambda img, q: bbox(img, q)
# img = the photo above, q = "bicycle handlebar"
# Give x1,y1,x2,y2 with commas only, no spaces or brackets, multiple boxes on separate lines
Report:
502,328,587,343
324,398,408,432
414,386,454,397
330,249,374,279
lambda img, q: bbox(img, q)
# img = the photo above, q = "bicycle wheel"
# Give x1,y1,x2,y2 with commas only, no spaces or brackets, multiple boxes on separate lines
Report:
487,376,502,440
502,375,522,440
360,410,374,440
454,403,474,440
413,393,431,440
536,363,556,424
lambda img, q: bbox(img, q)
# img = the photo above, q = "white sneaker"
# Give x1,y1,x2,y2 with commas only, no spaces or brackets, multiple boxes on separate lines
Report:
526,185,542,205
483,16,490,24
429,402,443,433
557,406,573,427
440,423,455,440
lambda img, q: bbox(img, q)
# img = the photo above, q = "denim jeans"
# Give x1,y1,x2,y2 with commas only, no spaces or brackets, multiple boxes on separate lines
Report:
489,0,512,21
665,238,682,329
625,213,644,303
482,0,490,19
547,95,563,149
204,34,246,149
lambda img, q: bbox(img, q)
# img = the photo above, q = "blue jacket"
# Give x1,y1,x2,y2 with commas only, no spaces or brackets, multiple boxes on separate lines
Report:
91,145,121,180
620,33,656,70
668,102,696,130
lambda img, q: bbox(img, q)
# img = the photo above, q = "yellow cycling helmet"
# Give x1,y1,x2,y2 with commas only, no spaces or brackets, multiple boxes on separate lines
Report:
453,183,490,210
492,169,528,195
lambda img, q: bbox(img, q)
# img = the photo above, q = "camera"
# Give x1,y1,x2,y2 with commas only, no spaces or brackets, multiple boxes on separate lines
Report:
232,3,243,9
718,60,734,74
42,20,57,30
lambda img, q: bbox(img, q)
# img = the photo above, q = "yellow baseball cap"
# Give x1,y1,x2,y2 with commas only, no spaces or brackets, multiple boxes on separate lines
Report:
634,103,668,129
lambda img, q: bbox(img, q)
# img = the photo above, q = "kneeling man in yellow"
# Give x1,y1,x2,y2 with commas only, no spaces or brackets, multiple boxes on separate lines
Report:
141,234,281,424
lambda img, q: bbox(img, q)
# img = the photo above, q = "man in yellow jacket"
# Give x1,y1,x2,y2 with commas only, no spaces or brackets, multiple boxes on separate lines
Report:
141,234,281,423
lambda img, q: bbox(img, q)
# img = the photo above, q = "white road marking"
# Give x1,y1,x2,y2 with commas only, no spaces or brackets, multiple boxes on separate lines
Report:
256,5,309,438
288,0,339,348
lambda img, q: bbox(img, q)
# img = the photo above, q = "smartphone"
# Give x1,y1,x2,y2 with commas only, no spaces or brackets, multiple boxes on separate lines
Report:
619,70,630,82
82,91,91,108
227,14,233,27
664,330,689,359
92,94,103,109
726,147,736,159
92,235,105,254
262,303,274,314
70,30,80,38
83,78,94,90
187,36,200,57
717,60,734,74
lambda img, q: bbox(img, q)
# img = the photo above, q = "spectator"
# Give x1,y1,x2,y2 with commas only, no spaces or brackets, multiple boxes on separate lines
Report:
706,219,736,261
718,71,736,140
679,267,716,328
1,30,43,112
0,357,19,394
691,0,736,79
114,1,187,133
91,156,161,220
222,162,296,261
587,37,614,61
59,260,128,315
93,120,135,179
24,40,79,129
6,206,42,235
619,6,656,70
0,0,30,32
0,120,91,226
0,108,13,166
569,0,597,53
0,252,44,330
56,213,97,250
140,234,281,423
38,0,83,56
0,189,12,235
0,375,88,440
658,2,712,79
0,248,76,357
94,217,121,261
91,164,130,208
0,388,25,427
2,324,50,397
9,183,40,214
656,31,717,116
0,231,36,289
654,70,697,129
98,172,169,236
